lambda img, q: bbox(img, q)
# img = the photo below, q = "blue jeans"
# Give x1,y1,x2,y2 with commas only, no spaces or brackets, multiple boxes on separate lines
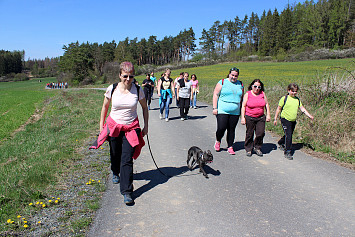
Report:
160,95,172,118
190,91,197,107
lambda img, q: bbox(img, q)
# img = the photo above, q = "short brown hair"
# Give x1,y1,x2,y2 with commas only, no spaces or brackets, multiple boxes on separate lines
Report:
120,61,135,75
288,83,299,92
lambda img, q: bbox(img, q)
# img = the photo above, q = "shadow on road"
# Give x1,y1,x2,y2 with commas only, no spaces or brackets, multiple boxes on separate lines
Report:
133,165,220,200
261,143,278,154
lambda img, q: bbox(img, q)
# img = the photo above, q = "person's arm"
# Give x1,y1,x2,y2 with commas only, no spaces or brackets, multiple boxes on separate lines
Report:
157,79,162,97
139,97,149,137
190,85,193,101
176,84,180,100
240,93,248,125
99,96,110,132
170,80,175,98
274,106,282,125
300,106,314,120
263,93,271,122
212,83,222,115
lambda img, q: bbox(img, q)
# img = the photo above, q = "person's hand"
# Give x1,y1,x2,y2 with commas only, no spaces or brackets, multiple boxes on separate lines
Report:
158,93,161,97
241,117,246,125
212,108,218,115
309,115,314,120
266,115,271,122
273,120,277,126
142,127,148,137
177,97,179,100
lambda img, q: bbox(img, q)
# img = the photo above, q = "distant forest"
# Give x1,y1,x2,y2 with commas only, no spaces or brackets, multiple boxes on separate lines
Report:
1,0,354,83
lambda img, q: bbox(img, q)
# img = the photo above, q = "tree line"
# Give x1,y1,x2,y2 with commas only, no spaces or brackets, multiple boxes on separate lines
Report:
1,0,353,84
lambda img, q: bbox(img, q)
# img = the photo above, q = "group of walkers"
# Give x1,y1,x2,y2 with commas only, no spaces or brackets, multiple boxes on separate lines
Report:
91,61,314,205
46,82,68,89
142,68,200,122
213,67,314,160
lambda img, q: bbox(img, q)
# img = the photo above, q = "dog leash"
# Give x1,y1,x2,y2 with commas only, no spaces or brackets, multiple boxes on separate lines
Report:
146,134,172,178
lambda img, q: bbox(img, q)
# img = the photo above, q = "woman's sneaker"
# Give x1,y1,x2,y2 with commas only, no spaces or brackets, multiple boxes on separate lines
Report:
159,114,164,120
112,174,120,184
214,141,221,152
165,118,169,122
278,144,286,151
227,147,235,155
254,148,263,157
284,151,293,160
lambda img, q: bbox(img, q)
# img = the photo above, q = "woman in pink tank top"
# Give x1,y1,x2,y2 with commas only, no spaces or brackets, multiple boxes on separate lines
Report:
241,79,270,157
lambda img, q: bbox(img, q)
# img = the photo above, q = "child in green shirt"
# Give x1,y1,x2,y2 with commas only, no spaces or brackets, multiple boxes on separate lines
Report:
274,83,314,160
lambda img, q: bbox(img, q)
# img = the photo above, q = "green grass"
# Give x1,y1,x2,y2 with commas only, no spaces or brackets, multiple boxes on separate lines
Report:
0,88,103,232
0,78,57,141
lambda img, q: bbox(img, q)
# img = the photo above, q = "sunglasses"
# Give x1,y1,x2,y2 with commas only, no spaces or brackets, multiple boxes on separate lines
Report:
253,85,262,89
230,67,239,73
122,75,135,79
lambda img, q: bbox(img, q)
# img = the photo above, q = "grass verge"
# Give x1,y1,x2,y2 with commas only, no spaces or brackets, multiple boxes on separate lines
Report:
0,89,110,235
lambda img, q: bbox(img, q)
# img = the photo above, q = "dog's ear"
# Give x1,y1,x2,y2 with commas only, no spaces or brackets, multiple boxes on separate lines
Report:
206,150,212,155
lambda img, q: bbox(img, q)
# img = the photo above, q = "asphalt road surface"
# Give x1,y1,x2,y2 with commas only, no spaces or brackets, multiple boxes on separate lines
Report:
87,96,355,237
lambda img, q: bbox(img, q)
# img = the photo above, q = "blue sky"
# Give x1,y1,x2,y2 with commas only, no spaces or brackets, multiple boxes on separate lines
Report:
0,0,304,60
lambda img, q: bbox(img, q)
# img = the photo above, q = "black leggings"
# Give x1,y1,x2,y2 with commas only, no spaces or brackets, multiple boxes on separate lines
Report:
108,132,137,195
144,90,152,106
216,114,240,147
278,118,296,153
179,97,190,118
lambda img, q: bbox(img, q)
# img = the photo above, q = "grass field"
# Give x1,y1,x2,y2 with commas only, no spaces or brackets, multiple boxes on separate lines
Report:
0,78,57,141
0,58,353,233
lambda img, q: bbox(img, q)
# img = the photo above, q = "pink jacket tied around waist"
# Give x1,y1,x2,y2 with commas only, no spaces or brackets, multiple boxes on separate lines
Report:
89,116,145,160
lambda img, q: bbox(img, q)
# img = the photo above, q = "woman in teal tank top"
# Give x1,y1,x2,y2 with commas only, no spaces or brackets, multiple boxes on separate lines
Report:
212,67,244,155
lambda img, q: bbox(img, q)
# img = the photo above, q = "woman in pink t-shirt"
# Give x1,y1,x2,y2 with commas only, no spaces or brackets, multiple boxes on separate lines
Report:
241,79,270,157
190,74,199,109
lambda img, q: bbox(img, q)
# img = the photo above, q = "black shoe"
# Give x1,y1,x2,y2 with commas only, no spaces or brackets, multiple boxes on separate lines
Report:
278,144,286,151
123,193,134,205
284,151,293,160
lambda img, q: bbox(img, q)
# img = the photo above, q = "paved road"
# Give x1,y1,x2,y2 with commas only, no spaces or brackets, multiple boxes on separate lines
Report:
88,96,355,237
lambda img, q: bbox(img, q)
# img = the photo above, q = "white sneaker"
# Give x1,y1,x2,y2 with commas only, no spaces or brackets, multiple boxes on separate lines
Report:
181,117,185,121
159,114,163,120
165,118,169,122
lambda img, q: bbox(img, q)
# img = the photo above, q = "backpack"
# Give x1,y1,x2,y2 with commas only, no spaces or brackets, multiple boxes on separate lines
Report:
111,82,140,99
280,95,300,113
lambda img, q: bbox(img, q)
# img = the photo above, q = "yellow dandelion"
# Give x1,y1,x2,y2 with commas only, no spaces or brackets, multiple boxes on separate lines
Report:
24,221,28,224
17,215,21,218
7,219,12,223
100,147,104,149
22,217,26,220
38,221,42,224
57,198,60,200
98,180,101,183
76,139,78,142
11,221,14,224
36,201,40,205
48,200,52,203
29,203,33,206
55,200,59,204
24,224,28,228
40,202,43,205
42,204,46,208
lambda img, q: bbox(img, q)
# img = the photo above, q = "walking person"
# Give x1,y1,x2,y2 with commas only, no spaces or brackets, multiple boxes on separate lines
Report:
174,72,184,107
190,74,199,109
212,67,244,155
241,79,271,157
142,74,154,110
158,68,175,122
177,72,193,121
93,61,149,205
274,83,314,160
150,72,156,99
